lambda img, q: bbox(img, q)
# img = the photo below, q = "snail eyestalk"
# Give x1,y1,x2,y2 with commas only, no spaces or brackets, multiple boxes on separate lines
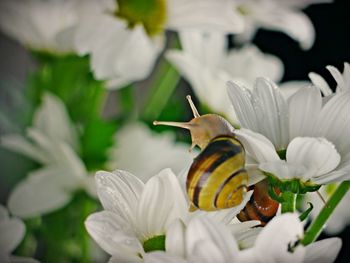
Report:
186,95,200,118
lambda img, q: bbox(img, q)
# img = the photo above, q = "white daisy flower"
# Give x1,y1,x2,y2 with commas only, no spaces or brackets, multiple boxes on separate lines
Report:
106,122,195,183
0,205,38,263
75,0,244,89
235,0,332,49
1,93,95,218
0,0,79,54
85,167,256,262
228,78,350,186
166,30,283,123
306,184,350,234
144,214,341,263
309,62,350,96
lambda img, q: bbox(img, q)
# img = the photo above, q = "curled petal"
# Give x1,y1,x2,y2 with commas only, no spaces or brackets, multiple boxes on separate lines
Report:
287,137,341,178
304,238,342,263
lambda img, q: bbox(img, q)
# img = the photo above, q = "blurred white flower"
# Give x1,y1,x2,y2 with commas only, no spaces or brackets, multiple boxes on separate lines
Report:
307,184,350,234
85,168,255,262
166,30,283,123
235,0,332,49
309,62,350,96
144,214,341,263
1,93,95,218
106,122,195,182
75,0,244,89
228,78,350,185
0,0,78,54
0,205,38,263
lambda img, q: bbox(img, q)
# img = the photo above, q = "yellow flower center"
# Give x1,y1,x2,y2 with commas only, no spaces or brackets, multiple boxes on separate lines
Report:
115,0,167,36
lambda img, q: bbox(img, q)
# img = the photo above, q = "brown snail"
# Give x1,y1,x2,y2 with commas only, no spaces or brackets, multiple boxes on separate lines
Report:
154,95,248,211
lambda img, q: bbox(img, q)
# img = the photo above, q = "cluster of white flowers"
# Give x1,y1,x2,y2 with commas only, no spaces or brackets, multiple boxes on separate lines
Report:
0,0,331,89
86,169,342,262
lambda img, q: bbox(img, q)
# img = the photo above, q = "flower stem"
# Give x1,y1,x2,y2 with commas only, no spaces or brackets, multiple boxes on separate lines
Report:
301,181,350,246
142,59,180,121
281,191,296,213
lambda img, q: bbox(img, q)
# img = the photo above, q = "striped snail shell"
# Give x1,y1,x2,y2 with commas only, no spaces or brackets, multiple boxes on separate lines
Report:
154,95,248,211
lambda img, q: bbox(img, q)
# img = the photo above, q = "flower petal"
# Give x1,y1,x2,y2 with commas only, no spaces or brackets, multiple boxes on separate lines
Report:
254,213,305,263
0,217,25,253
0,134,46,163
144,252,188,263
137,169,187,237
313,91,350,160
304,238,341,263
186,217,239,261
308,72,332,96
259,161,308,180
235,128,280,163
288,86,322,140
255,7,315,49
7,167,72,218
167,0,244,33
253,78,289,149
95,170,144,224
287,137,341,178
227,81,259,131
166,219,186,258
85,211,143,257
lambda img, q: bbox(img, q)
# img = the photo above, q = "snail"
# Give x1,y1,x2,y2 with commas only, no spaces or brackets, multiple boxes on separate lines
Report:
153,95,248,211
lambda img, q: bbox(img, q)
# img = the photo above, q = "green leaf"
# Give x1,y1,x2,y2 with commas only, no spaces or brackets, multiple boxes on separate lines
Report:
80,118,117,171
27,54,106,126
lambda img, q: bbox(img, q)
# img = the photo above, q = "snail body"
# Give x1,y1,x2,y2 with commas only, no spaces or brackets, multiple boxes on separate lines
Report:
154,96,248,211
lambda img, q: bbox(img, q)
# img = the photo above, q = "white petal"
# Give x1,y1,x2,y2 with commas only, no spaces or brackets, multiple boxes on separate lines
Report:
256,7,315,50
137,169,187,237
227,81,259,131
254,213,305,263
313,91,350,163
0,134,47,163
288,86,322,140
33,93,78,149
0,218,25,253
144,252,188,263
85,211,143,256
304,238,341,263
7,168,72,218
253,78,290,149
279,81,310,100
95,170,144,224
166,219,186,258
167,0,244,33
235,128,280,163
259,161,308,180
287,137,341,178
189,240,226,263
224,45,284,85
326,65,346,93
308,72,332,96
186,217,239,261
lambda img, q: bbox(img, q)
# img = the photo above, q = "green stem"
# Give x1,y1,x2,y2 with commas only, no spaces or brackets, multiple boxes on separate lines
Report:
281,191,296,213
142,60,180,121
301,181,350,246
118,84,135,117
